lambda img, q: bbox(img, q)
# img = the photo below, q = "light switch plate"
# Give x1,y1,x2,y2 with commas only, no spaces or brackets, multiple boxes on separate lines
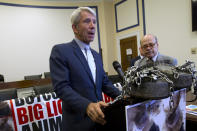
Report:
191,48,197,54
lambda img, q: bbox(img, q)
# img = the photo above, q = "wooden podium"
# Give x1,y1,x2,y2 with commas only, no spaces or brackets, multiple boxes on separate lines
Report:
98,89,186,131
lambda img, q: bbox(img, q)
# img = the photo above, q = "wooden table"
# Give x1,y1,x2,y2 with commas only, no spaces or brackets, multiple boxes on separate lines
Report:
0,78,51,90
186,91,197,130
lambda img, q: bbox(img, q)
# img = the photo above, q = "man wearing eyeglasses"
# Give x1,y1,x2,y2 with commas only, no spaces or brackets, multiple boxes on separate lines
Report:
134,34,177,67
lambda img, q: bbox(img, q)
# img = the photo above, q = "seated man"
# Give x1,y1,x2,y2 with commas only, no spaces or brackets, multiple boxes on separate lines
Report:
135,34,177,67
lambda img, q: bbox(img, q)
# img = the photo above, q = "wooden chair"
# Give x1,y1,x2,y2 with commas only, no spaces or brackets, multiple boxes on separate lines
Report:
44,72,51,79
0,74,4,82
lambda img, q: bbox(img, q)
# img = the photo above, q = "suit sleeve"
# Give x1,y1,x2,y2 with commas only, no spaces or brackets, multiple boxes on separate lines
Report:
101,71,121,99
131,56,141,67
173,58,178,66
130,59,135,66
50,45,91,114
96,55,121,99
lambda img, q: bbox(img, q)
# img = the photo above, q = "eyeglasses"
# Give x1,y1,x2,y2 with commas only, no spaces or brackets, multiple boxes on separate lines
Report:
141,43,156,49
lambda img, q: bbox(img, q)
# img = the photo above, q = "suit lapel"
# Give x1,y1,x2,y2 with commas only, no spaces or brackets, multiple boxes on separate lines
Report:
71,40,94,84
155,53,161,62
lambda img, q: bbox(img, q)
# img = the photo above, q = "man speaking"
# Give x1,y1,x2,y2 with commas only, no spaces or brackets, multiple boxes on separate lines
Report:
50,7,120,131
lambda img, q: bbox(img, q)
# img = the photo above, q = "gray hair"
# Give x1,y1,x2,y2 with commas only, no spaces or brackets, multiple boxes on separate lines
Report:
71,7,96,26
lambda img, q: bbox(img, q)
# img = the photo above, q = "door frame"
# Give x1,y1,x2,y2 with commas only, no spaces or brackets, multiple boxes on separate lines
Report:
116,31,141,64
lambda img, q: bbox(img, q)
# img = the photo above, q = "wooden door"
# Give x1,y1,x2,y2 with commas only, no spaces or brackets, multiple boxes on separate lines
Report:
120,36,138,71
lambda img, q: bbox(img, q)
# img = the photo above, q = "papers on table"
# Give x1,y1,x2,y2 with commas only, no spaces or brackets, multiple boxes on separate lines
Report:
186,104,197,115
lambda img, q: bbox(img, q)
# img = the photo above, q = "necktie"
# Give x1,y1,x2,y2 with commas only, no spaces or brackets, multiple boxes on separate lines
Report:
147,58,154,65
84,47,96,83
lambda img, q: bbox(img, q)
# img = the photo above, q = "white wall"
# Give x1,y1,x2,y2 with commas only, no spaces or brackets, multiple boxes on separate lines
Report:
0,4,99,82
144,0,197,65
1,0,197,81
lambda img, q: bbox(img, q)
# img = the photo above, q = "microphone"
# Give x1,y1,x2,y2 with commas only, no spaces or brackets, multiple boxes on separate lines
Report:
112,61,124,81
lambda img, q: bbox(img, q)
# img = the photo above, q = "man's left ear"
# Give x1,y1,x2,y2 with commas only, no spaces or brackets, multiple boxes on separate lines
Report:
72,25,78,34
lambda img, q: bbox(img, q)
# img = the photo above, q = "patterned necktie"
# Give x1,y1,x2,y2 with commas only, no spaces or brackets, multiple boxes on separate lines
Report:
147,58,154,65
84,47,96,83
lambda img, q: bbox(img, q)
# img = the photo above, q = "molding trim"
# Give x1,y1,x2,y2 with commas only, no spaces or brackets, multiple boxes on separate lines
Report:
142,0,146,35
115,0,139,32
116,31,140,63
0,2,78,9
0,2,101,54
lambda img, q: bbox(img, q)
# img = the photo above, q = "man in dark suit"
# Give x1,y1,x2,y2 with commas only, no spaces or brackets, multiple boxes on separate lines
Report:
135,34,177,67
50,7,120,131
130,55,141,66
130,47,144,66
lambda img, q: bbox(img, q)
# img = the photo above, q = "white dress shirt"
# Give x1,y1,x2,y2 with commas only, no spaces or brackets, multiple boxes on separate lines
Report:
75,38,96,83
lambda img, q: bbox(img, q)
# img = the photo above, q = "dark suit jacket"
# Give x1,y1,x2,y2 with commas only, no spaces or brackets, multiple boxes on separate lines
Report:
50,40,120,131
130,56,141,66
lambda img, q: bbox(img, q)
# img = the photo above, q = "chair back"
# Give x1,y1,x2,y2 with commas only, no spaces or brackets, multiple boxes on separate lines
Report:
0,88,17,101
0,74,4,82
24,74,42,80
44,72,51,78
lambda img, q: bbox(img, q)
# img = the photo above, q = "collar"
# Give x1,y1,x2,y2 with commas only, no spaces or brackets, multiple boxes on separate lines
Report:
74,38,90,50
140,55,144,59
152,52,159,62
